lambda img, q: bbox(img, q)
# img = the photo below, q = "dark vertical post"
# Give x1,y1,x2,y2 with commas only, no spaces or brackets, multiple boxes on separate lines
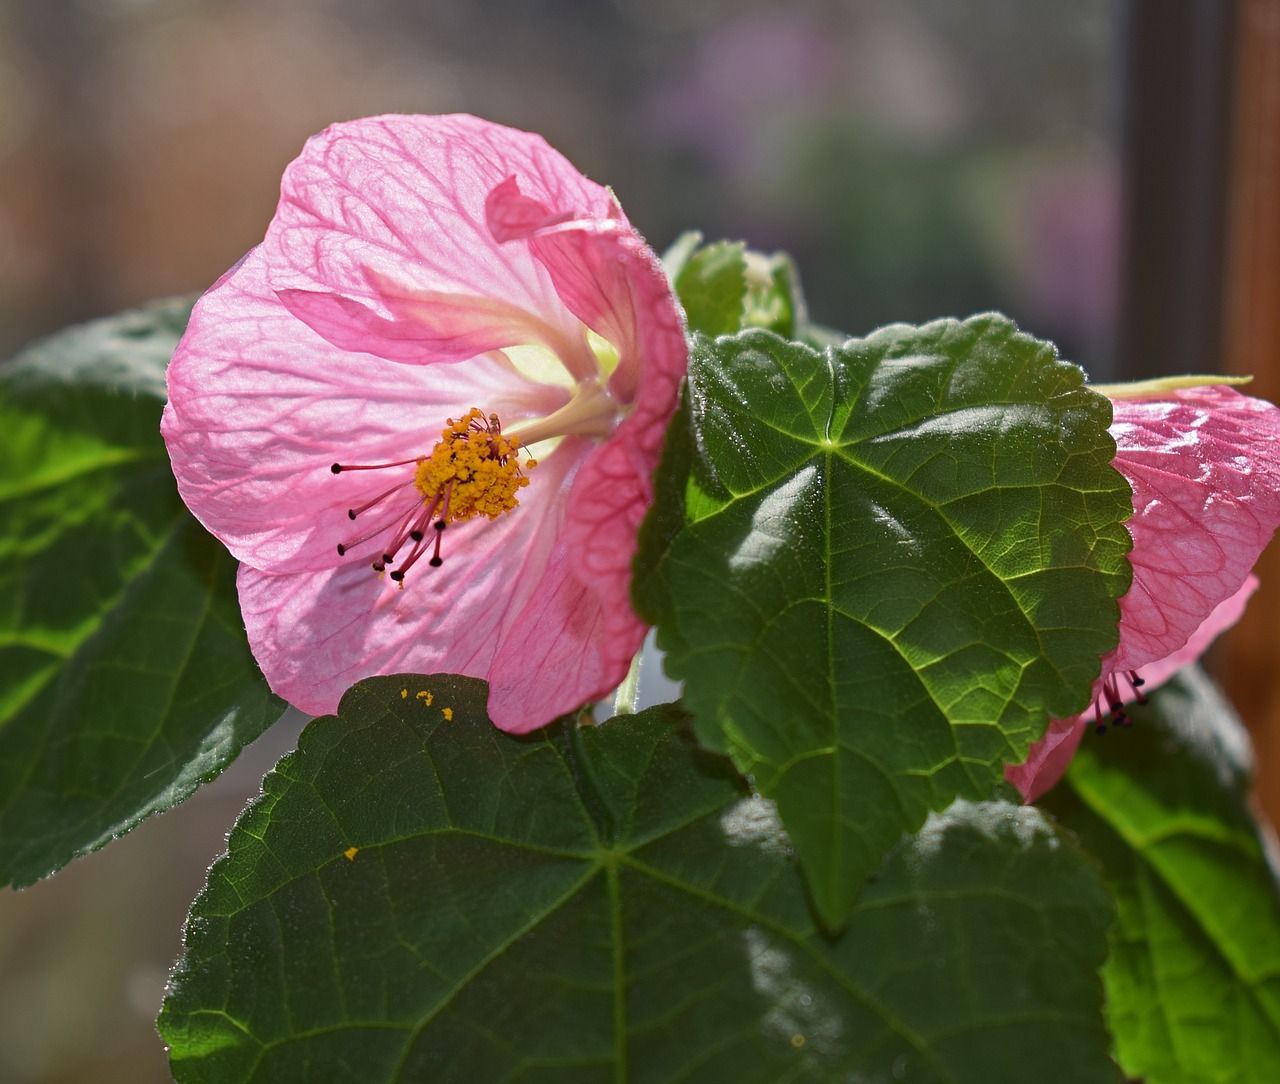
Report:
1116,0,1237,379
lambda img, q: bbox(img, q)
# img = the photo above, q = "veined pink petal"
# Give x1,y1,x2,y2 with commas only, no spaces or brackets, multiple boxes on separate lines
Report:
1109,385,1280,673
1125,574,1258,692
485,175,576,242
162,248,568,573
485,552,614,733
273,281,598,375
263,115,613,368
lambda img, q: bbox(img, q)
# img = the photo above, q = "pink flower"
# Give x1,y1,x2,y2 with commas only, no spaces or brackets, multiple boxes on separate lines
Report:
1009,384,1280,801
161,115,686,732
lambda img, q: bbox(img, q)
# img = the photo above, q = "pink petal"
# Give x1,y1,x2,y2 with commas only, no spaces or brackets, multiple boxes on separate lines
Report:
484,554,614,733
162,248,568,573
273,281,598,376
485,175,576,242
1109,385,1280,673
1008,573,1260,802
263,115,612,369
1004,716,1086,806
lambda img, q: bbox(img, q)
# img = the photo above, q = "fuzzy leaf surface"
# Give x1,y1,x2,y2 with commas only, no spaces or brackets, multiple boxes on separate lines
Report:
1044,667,1280,1084
160,674,1118,1083
635,316,1132,926
0,299,281,886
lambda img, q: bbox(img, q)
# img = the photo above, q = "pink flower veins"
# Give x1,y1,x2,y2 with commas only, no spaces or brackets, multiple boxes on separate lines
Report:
161,115,687,732
1009,384,1280,801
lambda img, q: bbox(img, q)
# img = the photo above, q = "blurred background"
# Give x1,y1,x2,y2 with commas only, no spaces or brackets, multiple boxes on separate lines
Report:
1,1,1275,1080
0,0,1125,367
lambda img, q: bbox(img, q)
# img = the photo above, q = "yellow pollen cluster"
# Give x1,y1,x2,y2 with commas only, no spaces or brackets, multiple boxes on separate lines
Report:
413,408,532,521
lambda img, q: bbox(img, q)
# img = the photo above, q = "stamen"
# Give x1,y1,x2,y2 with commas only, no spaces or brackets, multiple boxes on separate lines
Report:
331,458,419,474
1124,670,1150,705
1089,668,1149,737
379,493,442,568
348,480,415,520
336,504,417,556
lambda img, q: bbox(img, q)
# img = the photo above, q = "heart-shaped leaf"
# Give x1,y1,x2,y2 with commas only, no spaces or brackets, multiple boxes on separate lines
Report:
159,674,1118,1083
635,316,1132,926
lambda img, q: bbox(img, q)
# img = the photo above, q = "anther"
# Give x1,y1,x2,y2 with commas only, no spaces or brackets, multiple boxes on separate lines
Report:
1125,670,1150,705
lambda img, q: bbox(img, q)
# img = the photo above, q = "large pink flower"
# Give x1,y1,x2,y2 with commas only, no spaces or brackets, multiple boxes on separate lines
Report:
161,114,687,732
1009,384,1280,800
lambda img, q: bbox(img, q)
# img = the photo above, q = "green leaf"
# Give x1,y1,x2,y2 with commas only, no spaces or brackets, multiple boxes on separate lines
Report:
634,315,1132,927
671,238,749,337
160,675,1119,1083
1043,667,1280,1084
742,248,806,340
665,235,807,340
0,299,282,887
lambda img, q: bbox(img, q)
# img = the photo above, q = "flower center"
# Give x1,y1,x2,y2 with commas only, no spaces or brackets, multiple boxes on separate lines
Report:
331,408,536,585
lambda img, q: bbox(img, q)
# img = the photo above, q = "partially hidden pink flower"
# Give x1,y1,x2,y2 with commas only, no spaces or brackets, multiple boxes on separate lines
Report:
1009,383,1280,801
161,114,687,732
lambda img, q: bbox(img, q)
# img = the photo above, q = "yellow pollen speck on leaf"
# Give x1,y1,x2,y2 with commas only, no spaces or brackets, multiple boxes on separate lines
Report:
416,690,433,706
442,707,454,722
413,407,533,523
343,847,359,861
400,688,408,699
790,1034,806,1049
